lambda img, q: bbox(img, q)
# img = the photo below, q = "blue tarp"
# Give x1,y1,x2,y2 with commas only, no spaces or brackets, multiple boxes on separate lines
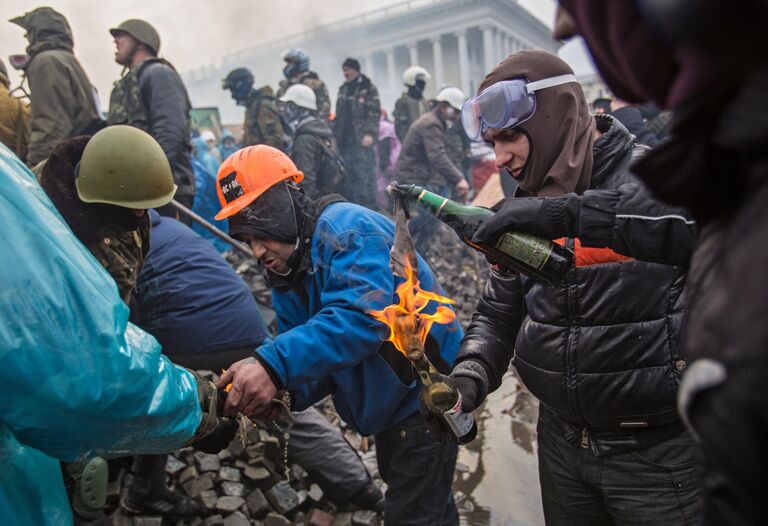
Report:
191,158,230,252
0,144,201,525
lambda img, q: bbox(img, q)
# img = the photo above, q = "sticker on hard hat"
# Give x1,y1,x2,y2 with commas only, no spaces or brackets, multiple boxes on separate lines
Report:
220,171,244,203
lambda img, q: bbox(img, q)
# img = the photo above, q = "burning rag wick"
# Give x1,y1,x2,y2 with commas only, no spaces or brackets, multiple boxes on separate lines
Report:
221,369,232,393
369,261,455,361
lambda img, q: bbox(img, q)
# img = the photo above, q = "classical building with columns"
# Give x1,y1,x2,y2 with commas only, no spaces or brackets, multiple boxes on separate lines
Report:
182,0,559,124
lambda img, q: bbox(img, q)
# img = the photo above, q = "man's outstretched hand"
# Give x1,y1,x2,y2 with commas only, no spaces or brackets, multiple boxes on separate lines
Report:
217,357,278,418
471,194,581,245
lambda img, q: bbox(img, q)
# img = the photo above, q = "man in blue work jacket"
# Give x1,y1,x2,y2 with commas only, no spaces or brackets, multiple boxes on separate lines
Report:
213,145,464,525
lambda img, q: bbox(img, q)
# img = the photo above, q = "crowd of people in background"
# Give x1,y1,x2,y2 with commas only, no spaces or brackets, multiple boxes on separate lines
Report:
0,6,672,247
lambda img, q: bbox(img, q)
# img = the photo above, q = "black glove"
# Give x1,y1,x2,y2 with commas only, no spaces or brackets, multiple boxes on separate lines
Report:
472,194,581,245
192,417,238,454
452,375,480,413
185,371,237,453
418,372,480,440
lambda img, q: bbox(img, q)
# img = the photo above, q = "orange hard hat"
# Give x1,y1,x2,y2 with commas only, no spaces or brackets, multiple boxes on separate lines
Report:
215,145,304,220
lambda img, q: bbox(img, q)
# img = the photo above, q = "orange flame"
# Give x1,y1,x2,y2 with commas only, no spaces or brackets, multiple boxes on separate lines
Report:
221,369,232,393
369,259,456,356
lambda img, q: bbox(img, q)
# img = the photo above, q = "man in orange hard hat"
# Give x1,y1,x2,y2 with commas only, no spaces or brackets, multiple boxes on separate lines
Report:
213,145,464,524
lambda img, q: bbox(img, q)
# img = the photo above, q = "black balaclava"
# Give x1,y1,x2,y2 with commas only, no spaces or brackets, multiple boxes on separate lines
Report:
282,102,314,134
228,182,315,289
408,79,426,99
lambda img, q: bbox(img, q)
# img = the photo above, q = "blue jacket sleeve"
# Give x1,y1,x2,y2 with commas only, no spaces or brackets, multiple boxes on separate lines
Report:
255,230,394,390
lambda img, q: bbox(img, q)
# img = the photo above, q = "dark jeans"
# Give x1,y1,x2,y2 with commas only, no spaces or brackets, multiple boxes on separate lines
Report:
340,142,378,210
130,454,168,498
537,414,701,526
375,412,459,525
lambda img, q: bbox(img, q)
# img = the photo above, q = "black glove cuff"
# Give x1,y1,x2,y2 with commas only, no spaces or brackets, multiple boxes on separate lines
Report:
253,352,285,390
579,192,620,248
451,360,490,410
542,194,581,239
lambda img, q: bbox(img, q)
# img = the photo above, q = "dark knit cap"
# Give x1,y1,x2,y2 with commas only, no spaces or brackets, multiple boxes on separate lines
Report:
342,58,361,72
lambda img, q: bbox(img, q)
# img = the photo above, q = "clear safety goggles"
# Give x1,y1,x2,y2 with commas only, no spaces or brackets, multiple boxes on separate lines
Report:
461,74,578,141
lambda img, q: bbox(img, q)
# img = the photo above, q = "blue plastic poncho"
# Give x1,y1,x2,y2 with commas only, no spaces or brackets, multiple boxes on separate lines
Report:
191,157,230,252
0,144,201,525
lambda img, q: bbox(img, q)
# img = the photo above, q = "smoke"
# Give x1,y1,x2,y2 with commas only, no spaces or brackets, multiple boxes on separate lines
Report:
0,1,590,122
0,0,395,106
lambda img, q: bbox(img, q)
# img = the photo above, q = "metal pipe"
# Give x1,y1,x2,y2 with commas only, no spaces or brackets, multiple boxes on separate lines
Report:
169,199,253,258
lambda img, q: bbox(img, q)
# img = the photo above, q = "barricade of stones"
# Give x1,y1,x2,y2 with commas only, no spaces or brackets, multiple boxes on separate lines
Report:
112,399,382,526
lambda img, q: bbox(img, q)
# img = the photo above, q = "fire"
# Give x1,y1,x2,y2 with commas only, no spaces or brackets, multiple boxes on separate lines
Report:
369,260,456,358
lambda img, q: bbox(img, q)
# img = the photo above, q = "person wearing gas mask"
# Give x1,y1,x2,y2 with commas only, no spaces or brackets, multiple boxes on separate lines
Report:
394,86,470,256
442,50,700,525
276,49,331,124
279,84,345,200
222,67,285,151
393,66,431,142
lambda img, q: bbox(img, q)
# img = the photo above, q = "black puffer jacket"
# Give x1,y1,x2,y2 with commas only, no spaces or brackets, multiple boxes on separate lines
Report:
456,117,692,454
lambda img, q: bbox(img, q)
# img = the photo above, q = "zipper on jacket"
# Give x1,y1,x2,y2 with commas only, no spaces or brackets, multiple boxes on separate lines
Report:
580,427,589,449
564,237,581,421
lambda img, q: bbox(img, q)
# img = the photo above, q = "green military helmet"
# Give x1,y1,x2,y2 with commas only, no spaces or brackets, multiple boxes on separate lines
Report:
110,19,161,55
222,67,254,90
76,125,177,209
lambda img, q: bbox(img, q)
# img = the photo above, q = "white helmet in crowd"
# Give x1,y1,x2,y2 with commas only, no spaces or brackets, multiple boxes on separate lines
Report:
402,66,431,87
279,83,317,111
435,86,466,111
200,129,216,144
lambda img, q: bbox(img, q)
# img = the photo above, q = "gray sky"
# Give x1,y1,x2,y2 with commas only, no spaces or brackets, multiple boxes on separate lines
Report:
1,0,595,108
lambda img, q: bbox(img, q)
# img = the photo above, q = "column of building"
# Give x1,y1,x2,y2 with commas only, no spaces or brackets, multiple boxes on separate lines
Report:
430,36,444,89
374,23,521,103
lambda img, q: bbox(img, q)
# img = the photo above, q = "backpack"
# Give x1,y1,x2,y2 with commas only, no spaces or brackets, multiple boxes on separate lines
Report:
316,135,346,193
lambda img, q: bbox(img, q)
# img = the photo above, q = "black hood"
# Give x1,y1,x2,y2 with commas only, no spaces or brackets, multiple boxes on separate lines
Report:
38,136,147,246
590,114,637,188
633,63,768,221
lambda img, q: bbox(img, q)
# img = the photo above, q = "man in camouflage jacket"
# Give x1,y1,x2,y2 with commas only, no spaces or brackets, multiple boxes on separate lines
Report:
333,58,381,209
222,68,285,150
108,19,195,222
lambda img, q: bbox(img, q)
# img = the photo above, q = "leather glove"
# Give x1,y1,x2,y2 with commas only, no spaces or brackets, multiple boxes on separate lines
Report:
452,374,480,413
186,371,237,453
472,194,582,245
418,372,479,440
193,417,238,454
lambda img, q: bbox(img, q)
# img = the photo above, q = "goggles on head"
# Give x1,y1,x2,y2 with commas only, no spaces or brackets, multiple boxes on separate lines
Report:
461,74,577,141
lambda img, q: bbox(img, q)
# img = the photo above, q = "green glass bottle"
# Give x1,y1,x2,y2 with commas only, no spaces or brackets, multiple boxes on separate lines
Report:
389,182,573,286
